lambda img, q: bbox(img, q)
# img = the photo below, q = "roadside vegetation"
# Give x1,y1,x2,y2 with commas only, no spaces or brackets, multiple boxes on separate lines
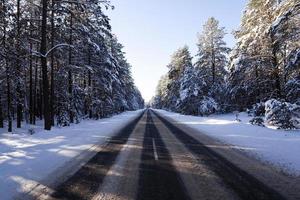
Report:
0,0,144,132
151,0,300,129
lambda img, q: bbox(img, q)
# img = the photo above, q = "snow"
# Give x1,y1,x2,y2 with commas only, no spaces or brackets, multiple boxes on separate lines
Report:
0,110,144,200
287,49,300,70
179,89,188,101
155,109,300,176
271,15,285,34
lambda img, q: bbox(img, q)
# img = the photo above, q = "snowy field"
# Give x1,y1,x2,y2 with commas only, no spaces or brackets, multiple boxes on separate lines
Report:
155,109,300,176
0,110,144,200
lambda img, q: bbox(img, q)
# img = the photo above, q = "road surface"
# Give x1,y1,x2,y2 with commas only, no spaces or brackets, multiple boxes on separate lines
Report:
23,109,300,200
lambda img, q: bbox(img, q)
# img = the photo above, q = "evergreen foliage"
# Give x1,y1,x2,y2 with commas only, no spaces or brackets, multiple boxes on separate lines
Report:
152,0,299,129
0,0,144,131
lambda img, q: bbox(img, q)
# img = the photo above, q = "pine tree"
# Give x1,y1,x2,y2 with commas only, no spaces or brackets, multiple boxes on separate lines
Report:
40,0,51,130
176,48,206,115
228,0,300,110
166,46,192,111
196,17,229,86
0,0,144,131
195,17,229,112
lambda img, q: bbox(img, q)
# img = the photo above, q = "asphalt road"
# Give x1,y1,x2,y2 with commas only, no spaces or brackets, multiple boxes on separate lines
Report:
29,109,300,200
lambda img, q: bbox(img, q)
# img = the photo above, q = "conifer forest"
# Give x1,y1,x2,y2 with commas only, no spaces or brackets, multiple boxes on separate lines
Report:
0,0,144,132
151,0,300,129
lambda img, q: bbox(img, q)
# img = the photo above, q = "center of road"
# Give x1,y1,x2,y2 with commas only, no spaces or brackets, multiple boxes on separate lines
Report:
152,138,158,161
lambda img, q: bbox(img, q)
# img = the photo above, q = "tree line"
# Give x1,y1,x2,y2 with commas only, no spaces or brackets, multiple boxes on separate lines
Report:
0,0,144,132
151,0,299,126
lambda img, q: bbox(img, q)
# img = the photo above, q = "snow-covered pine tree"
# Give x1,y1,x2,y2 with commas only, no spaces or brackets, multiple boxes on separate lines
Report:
152,75,170,109
163,46,192,111
196,17,229,86
271,1,300,103
229,0,279,108
228,0,300,111
285,76,300,104
176,49,206,115
195,17,229,113
265,99,297,129
0,0,144,130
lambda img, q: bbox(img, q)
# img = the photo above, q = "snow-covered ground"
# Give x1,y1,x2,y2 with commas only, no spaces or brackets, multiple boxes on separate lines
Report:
0,110,143,200
155,109,300,176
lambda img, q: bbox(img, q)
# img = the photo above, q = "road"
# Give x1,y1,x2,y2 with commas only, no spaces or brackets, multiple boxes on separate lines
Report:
26,109,300,200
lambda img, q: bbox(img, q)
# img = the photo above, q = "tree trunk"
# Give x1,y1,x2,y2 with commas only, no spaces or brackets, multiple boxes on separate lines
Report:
2,1,12,132
69,11,74,123
282,44,288,85
270,30,282,98
88,49,93,119
255,62,261,102
33,56,38,125
50,0,55,126
272,52,281,98
6,67,12,132
211,45,216,85
16,0,22,128
0,95,3,128
29,14,34,124
39,64,43,120
24,66,29,124
40,0,51,130
0,0,4,128
212,61,216,85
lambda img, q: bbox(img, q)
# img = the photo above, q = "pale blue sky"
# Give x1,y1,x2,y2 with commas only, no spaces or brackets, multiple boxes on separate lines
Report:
106,0,248,102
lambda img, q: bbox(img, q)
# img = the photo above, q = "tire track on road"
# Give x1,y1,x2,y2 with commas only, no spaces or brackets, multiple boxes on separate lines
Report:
92,112,147,200
153,110,285,200
49,112,144,200
136,111,191,200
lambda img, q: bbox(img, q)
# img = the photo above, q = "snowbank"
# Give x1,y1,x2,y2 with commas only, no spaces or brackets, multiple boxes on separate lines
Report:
0,110,144,200
155,109,300,175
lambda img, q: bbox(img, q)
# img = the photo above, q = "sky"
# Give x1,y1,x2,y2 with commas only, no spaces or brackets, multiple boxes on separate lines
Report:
106,0,248,102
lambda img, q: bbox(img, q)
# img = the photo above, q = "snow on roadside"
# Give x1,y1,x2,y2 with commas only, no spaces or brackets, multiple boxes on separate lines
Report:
0,110,144,200
155,109,300,176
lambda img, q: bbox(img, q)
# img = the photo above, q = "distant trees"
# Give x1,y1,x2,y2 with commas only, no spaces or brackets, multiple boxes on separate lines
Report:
0,0,144,132
152,18,229,116
152,0,300,120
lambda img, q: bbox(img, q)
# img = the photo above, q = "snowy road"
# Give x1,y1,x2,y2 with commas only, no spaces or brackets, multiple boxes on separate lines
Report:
22,109,300,200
